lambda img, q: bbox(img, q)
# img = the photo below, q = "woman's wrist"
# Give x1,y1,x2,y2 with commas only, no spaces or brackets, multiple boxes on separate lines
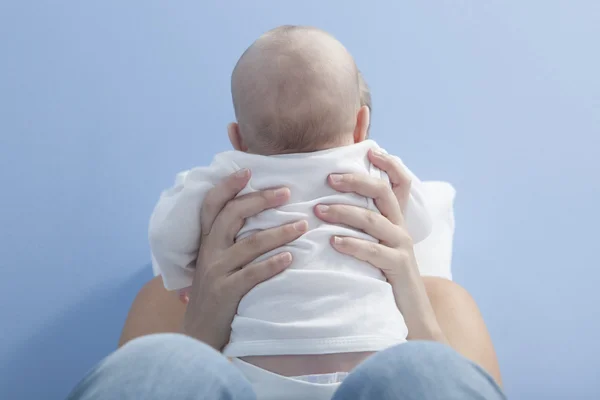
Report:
182,323,224,351
388,264,449,344
181,305,227,351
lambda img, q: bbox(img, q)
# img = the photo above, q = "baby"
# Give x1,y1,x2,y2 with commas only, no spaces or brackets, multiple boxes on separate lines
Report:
149,26,434,398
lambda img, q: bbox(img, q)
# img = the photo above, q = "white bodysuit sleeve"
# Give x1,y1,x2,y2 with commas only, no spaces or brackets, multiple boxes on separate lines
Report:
413,181,456,280
148,156,236,291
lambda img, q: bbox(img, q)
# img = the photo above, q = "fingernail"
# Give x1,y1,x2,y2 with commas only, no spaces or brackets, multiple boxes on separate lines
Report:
279,252,292,264
235,168,249,178
179,293,190,304
330,174,343,183
274,188,289,198
371,149,384,157
333,236,343,245
317,205,329,213
293,220,308,232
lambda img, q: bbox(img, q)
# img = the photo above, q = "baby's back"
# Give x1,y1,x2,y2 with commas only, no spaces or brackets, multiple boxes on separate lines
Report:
222,142,409,358
149,141,417,362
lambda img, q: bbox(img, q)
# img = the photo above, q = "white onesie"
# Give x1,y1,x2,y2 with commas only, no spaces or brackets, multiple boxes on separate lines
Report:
149,140,433,357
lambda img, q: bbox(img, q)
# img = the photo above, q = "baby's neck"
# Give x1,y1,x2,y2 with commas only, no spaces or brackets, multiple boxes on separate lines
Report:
247,135,356,156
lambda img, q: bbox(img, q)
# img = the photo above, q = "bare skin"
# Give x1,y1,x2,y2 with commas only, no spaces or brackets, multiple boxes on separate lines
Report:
423,276,502,387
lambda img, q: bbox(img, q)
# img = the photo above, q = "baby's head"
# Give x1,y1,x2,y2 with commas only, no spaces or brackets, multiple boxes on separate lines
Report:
228,25,371,155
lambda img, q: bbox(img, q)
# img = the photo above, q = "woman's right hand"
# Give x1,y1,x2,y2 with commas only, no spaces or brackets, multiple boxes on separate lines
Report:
182,169,308,351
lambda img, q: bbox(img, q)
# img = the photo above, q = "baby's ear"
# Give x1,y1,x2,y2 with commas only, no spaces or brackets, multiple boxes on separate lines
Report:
353,105,370,143
227,123,248,152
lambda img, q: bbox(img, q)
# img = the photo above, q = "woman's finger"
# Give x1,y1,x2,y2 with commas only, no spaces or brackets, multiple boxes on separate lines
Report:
219,220,308,273
327,172,403,226
230,252,294,296
330,236,400,273
200,169,252,235
315,204,407,247
368,150,412,212
213,187,292,243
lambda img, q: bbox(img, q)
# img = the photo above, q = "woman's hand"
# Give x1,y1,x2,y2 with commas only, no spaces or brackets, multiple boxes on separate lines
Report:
183,169,308,350
314,150,447,343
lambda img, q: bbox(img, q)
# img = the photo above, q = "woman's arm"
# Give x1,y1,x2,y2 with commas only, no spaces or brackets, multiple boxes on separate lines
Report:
119,276,185,347
423,276,503,386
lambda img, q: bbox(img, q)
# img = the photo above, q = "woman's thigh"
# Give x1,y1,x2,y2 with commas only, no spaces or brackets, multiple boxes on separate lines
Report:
333,341,506,400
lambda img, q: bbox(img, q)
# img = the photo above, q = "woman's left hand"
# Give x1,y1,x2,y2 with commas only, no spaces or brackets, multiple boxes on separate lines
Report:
314,149,447,343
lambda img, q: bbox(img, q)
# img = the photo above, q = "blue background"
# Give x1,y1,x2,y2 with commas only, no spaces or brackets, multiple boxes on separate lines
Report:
1,1,598,399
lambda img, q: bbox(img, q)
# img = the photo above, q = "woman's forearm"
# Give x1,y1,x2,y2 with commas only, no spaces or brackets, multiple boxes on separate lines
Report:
389,266,449,344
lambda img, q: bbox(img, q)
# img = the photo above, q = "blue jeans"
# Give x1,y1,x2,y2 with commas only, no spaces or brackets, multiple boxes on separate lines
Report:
68,334,506,400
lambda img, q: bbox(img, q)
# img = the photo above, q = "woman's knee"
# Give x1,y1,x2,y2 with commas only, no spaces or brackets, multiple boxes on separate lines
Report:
119,333,217,360
334,341,505,400
372,340,463,370
69,334,255,400
350,341,457,383
113,333,239,377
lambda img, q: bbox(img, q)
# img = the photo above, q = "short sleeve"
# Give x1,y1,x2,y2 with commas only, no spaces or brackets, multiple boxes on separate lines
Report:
148,156,236,290
412,181,456,280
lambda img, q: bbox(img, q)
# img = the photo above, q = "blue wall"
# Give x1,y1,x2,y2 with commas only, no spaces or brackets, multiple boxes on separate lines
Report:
1,2,598,399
